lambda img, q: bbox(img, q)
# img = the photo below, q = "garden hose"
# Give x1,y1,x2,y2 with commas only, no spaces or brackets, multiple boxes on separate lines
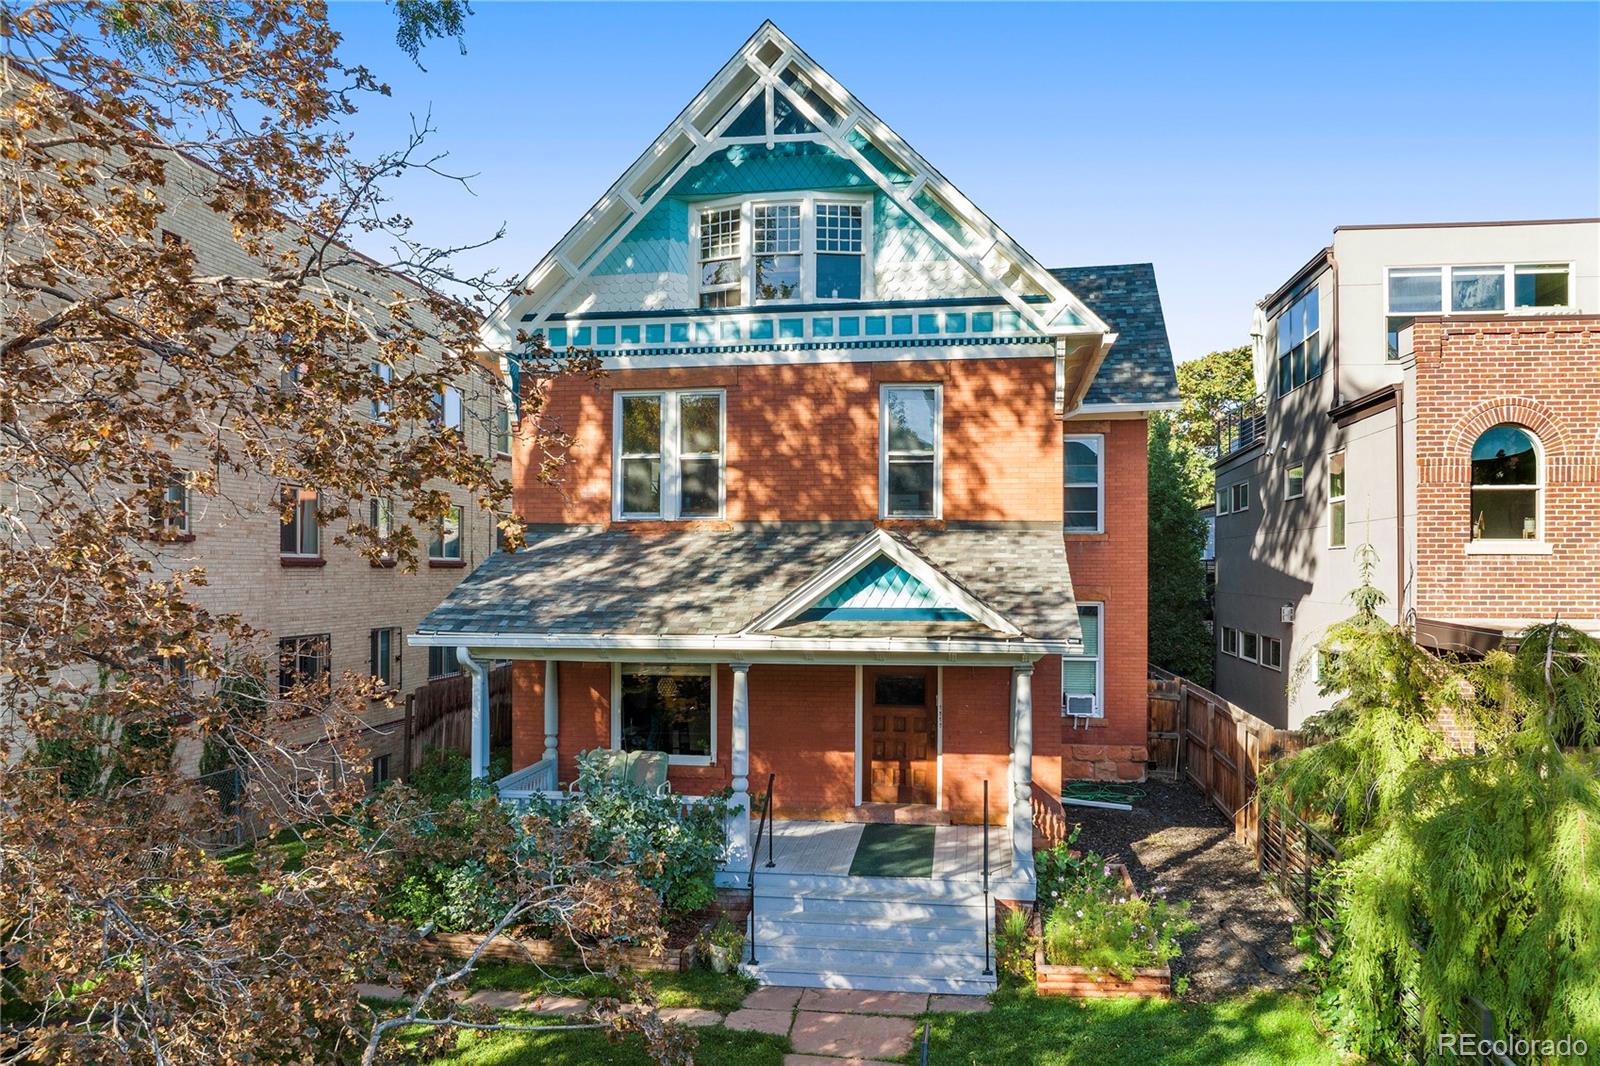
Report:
1062,782,1145,805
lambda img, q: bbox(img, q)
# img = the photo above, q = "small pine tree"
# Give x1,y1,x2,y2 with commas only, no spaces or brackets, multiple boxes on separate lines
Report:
1146,414,1215,684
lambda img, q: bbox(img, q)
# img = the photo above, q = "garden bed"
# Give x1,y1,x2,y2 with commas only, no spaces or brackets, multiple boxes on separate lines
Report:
1032,862,1173,999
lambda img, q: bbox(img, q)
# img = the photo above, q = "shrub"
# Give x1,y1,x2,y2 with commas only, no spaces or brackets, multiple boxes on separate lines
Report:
996,906,1037,984
1037,850,1195,980
409,747,510,805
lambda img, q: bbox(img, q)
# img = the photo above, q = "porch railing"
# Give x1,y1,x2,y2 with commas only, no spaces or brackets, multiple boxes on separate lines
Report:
746,773,775,967
493,758,557,800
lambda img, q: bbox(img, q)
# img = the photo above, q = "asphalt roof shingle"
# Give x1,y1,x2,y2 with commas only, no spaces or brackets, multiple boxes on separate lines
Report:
416,524,1076,644
1051,263,1180,407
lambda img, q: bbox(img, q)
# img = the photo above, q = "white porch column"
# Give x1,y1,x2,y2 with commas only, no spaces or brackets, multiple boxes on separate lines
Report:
457,647,491,783
542,660,560,765
727,662,752,866
1010,663,1035,879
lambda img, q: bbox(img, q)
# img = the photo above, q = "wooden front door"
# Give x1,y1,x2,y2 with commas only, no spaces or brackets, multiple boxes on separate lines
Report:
866,668,937,805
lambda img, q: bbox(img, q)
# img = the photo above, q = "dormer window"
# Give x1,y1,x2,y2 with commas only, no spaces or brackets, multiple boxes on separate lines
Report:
695,194,871,309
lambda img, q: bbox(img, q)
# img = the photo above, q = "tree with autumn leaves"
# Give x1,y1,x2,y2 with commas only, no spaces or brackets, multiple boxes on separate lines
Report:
0,4,696,1062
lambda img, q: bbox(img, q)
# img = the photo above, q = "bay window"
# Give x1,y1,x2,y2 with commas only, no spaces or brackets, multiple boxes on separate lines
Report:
880,384,940,518
614,390,725,520
815,203,863,299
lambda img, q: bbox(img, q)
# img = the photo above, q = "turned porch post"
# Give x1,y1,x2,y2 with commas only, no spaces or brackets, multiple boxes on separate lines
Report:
542,659,559,765
728,662,752,864
1010,662,1035,878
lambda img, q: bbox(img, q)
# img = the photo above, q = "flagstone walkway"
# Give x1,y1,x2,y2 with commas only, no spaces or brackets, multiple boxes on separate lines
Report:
357,980,989,1061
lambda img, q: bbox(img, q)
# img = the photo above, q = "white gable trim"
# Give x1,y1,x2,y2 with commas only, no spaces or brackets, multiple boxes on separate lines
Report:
481,21,1111,352
741,528,1021,637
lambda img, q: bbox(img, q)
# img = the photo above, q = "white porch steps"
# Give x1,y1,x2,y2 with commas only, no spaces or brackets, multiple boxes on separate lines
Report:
742,872,997,995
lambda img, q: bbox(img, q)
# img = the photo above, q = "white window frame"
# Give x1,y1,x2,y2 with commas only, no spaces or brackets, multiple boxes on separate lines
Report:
1261,635,1283,672
1511,263,1573,310
280,485,320,559
1240,631,1259,663
158,480,191,536
1231,480,1249,513
1385,262,1576,359
1063,433,1105,534
492,397,511,458
1285,460,1305,501
1062,601,1104,719
1468,424,1545,548
691,192,874,308
1329,449,1347,549
612,389,727,522
879,382,943,519
436,386,464,432
610,662,718,767
370,360,392,419
1220,625,1239,657
428,504,464,561
1215,485,1230,516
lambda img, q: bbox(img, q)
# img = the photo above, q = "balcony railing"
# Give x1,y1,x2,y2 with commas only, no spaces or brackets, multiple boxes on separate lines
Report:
1218,394,1267,456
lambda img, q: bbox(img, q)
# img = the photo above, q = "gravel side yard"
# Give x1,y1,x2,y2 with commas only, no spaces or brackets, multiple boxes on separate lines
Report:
1065,779,1306,999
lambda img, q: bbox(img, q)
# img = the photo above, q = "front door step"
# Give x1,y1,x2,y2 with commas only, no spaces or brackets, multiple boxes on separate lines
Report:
843,803,950,826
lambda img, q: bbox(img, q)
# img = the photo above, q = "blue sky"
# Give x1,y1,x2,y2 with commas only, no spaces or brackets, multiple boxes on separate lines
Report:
327,2,1600,361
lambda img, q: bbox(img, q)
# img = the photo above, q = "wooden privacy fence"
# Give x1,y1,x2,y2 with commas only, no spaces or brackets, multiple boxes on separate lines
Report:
1147,665,1304,849
402,663,513,777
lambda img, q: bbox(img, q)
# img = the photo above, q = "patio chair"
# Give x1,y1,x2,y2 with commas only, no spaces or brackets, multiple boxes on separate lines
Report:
575,749,672,797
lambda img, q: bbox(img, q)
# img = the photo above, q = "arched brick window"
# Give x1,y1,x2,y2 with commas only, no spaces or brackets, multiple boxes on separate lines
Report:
1470,424,1540,541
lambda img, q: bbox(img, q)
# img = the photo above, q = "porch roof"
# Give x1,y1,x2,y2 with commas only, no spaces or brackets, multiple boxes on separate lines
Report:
414,522,1078,660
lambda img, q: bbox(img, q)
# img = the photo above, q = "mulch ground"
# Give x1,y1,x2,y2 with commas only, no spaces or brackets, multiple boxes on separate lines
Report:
1065,779,1307,1000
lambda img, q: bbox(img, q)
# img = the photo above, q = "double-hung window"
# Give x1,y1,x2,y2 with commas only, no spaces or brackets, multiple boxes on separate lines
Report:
1276,288,1321,396
1221,626,1239,657
369,626,398,689
1286,461,1305,500
1063,434,1104,533
154,479,191,537
614,390,725,520
1062,603,1103,717
752,203,802,301
880,384,941,518
1230,480,1249,513
493,399,511,457
698,207,742,308
429,505,463,562
614,663,715,765
815,203,863,299
280,486,320,559
278,634,330,698
1328,450,1347,547
371,361,392,419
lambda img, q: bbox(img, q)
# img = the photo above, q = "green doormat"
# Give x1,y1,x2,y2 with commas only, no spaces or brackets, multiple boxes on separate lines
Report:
848,823,937,878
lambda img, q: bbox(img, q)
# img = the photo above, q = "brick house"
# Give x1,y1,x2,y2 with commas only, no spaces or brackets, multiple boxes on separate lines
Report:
414,23,1177,991
1211,219,1599,729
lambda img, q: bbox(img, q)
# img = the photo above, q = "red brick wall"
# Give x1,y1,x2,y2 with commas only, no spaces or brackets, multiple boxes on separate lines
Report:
748,664,857,819
1060,417,1150,780
514,357,1063,525
1411,318,1600,629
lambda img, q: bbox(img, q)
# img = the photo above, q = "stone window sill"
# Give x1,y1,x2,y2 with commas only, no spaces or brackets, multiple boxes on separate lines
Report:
1465,540,1552,556
428,558,466,569
280,555,327,568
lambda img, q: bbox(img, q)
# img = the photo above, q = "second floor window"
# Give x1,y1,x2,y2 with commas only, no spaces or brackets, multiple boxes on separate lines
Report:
880,384,941,518
493,399,511,457
1386,263,1572,358
370,361,392,419
278,633,330,698
1276,288,1320,396
153,479,190,537
615,390,725,520
369,626,398,689
429,505,463,562
434,386,463,432
280,486,319,558
1328,450,1347,547
1063,434,1104,533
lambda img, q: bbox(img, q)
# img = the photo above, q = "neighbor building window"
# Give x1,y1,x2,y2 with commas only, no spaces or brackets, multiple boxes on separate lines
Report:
1221,626,1239,657
427,646,459,680
154,479,191,536
695,194,871,308
1329,450,1347,547
493,399,511,457
1276,288,1321,396
1215,485,1230,516
1471,424,1540,541
1240,631,1259,662
1386,266,1442,360
429,505,463,562
1451,265,1505,312
1230,480,1249,513
880,384,941,518
278,633,330,698
1063,434,1104,533
1061,603,1103,718
1261,636,1283,671
371,754,391,789
614,663,714,765
435,386,463,431
1513,264,1570,309
371,361,392,418
369,626,398,689
279,486,320,559
1286,461,1305,500
614,390,725,520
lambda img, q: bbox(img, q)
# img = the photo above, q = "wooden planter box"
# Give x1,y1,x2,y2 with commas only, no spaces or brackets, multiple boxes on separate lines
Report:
426,930,700,973
1032,862,1173,999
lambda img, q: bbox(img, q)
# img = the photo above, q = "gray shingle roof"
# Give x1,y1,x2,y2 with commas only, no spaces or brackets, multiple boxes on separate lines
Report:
1051,263,1180,407
417,523,1076,643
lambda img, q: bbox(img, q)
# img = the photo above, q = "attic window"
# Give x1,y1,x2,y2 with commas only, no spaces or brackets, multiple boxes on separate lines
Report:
698,207,741,309
694,194,871,309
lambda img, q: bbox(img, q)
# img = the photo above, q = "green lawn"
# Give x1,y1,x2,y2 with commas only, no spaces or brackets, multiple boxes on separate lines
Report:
416,986,1335,1066
921,988,1336,1066
463,962,755,1015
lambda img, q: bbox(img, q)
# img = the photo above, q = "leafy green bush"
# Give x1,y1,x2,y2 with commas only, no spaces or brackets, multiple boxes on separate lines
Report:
409,747,510,805
386,858,513,933
1037,850,1194,980
996,906,1037,984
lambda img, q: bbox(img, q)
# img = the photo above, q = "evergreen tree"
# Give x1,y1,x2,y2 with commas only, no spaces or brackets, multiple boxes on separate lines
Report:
1147,414,1214,684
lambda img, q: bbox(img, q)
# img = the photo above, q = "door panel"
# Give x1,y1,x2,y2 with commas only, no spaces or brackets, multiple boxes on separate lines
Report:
866,668,936,805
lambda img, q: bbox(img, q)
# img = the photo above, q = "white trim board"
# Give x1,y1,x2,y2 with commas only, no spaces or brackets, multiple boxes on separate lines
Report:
407,631,1064,665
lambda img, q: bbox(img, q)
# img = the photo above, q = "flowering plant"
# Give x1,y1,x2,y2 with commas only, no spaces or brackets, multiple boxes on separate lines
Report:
1036,842,1194,979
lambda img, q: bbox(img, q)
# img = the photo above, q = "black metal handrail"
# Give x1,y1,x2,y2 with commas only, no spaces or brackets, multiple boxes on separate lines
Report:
982,779,992,977
746,772,775,966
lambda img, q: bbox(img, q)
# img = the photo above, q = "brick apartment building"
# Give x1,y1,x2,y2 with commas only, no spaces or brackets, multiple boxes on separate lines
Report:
1212,219,1600,729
